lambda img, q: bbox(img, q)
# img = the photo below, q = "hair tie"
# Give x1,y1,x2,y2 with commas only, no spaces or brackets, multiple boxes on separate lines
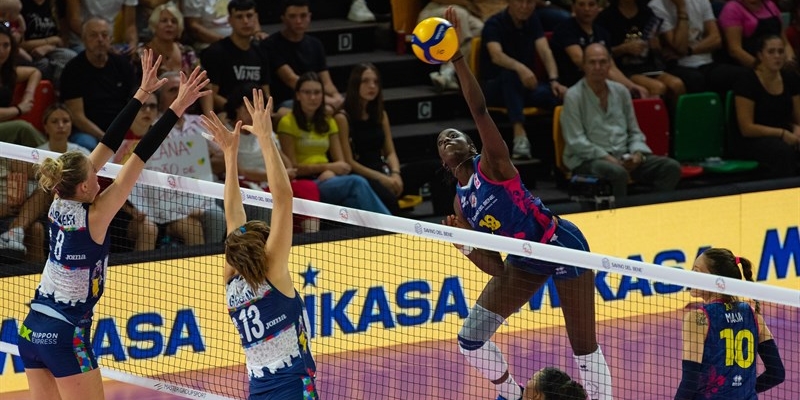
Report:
239,226,246,233
735,256,740,265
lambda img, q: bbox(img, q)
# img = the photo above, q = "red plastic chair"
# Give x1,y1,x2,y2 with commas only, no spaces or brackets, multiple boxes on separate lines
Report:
632,97,669,156
13,80,56,133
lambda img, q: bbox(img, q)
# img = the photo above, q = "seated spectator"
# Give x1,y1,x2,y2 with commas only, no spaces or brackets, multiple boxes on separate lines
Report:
561,44,682,198
225,83,321,233
523,367,587,400
597,0,686,106
0,22,45,146
116,88,224,247
277,72,391,215
0,157,47,262
481,0,568,160
65,0,138,55
786,0,800,57
719,0,794,68
135,0,172,41
550,0,650,95
199,0,270,116
649,0,747,96
336,62,455,216
133,3,199,78
20,0,77,90
734,35,800,177
262,0,343,117
184,0,266,52
2,0,33,62
60,17,136,151
418,0,486,90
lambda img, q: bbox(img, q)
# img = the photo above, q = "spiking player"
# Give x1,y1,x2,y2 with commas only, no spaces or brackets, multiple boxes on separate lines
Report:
676,248,784,399
202,89,318,399
437,6,613,400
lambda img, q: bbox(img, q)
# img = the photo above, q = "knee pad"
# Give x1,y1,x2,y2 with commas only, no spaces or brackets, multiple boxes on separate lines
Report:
457,303,505,351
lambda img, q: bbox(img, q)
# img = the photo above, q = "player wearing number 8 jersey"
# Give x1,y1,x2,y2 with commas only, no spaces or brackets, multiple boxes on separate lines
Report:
676,248,784,399
17,51,210,400
202,89,317,400
437,7,612,400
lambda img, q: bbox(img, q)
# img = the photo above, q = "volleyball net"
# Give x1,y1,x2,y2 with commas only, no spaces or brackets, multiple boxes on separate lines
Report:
1,142,798,399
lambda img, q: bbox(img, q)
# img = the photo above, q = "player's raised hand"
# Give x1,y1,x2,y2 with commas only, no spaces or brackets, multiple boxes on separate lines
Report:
139,49,167,95
201,111,241,158
241,89,273,141
169,67,211,117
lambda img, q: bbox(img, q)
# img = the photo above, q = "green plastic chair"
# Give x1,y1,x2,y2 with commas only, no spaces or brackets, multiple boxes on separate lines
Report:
673,92,758,173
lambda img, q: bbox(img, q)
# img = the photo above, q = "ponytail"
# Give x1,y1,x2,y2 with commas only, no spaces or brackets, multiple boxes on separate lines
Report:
702,248,761,313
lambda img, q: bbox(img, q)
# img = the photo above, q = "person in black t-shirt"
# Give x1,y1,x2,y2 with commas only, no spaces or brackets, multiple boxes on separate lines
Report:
261,0,343,119
199,0,270,116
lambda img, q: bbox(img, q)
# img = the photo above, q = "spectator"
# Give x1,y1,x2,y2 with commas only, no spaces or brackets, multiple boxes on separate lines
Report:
60,17,135,151
184,0,266,52
262,0,343,118
561,44,681,198
734,34,800,177
199,0,269,116
2,0,33,62
418,0,486,91
596,0,686,106
133,3,199,78
0,21,45,146
718,0,794,68
20,0,78,90
0,159,47,262
135,0,172,41
65,0,138,55
649,0,747,95
225,83,321,233
480,0,568,160
117,86,223,247
277,72,390,215
550,0,650,94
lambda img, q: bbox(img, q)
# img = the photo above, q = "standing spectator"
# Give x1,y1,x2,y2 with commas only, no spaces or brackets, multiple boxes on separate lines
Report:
718,0,794,68
262,0,343,117
596,0,686,106
20,0,77,90
277,72,390,215
734,35,800,177
65,0,138,55
0,21,44,145
418,0,485,91
649,0,747,95
480,0,567,160
561,44,682,198
199,0,269,115
550,0,650,94
60,17,135,151
133,3,199,78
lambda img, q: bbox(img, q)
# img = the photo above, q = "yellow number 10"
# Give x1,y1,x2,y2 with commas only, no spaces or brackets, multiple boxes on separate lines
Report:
719,328,755,368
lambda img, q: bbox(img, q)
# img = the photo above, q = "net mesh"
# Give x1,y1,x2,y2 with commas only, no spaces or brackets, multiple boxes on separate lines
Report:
1,143,798,399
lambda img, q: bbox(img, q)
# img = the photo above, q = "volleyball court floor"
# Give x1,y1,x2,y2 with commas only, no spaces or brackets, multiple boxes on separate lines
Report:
3,305,796,399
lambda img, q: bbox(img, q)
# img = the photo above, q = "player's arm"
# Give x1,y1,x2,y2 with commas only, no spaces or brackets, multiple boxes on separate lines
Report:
444,197,505,276
755,313,785,392
674,309,708,400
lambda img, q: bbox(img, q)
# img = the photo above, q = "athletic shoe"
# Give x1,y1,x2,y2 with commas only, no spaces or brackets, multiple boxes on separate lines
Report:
0,230,26,253
496,385,525,400
347,0,376,22
430,71,447,91
512,135,532,159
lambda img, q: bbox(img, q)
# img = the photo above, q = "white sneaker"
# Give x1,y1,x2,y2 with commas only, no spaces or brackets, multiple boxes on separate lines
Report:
0,227,26,253
512,135,532,159
348,0,376,22
430,71,447,91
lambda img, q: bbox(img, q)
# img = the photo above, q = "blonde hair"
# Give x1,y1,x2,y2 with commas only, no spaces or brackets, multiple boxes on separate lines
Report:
36,151,90,198
149,3,184,39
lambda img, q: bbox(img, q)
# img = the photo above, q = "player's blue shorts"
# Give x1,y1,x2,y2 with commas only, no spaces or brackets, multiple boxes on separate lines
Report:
249,375,318,400
17,309,97,378
505,217,590,280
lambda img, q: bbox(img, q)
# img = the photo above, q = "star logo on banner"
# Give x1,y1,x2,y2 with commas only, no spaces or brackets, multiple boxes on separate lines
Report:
300,262,320,288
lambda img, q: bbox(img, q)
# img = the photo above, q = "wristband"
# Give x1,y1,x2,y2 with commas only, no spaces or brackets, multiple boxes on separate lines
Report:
459,245,474,256
451,54,464,63
549,77,559,83
14,105,21,116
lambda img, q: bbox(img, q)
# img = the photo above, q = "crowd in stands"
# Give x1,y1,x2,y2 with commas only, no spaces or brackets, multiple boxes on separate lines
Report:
1,0,799,261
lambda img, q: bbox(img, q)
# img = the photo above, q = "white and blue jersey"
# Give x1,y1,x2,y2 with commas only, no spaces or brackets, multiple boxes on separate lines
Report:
695,301,759,400
226,275,317,398
31,198,110,327
456,155,589,279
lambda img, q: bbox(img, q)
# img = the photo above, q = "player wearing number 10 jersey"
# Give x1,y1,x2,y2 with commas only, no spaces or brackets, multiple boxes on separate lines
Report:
676,248,785,399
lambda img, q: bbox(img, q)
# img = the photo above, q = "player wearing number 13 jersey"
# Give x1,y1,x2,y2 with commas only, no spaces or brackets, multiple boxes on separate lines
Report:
205,89,317,399
437,8,613,400
676,248,785,399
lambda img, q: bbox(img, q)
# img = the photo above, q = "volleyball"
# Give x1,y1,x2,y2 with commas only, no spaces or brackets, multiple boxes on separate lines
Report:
411,17,458,64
